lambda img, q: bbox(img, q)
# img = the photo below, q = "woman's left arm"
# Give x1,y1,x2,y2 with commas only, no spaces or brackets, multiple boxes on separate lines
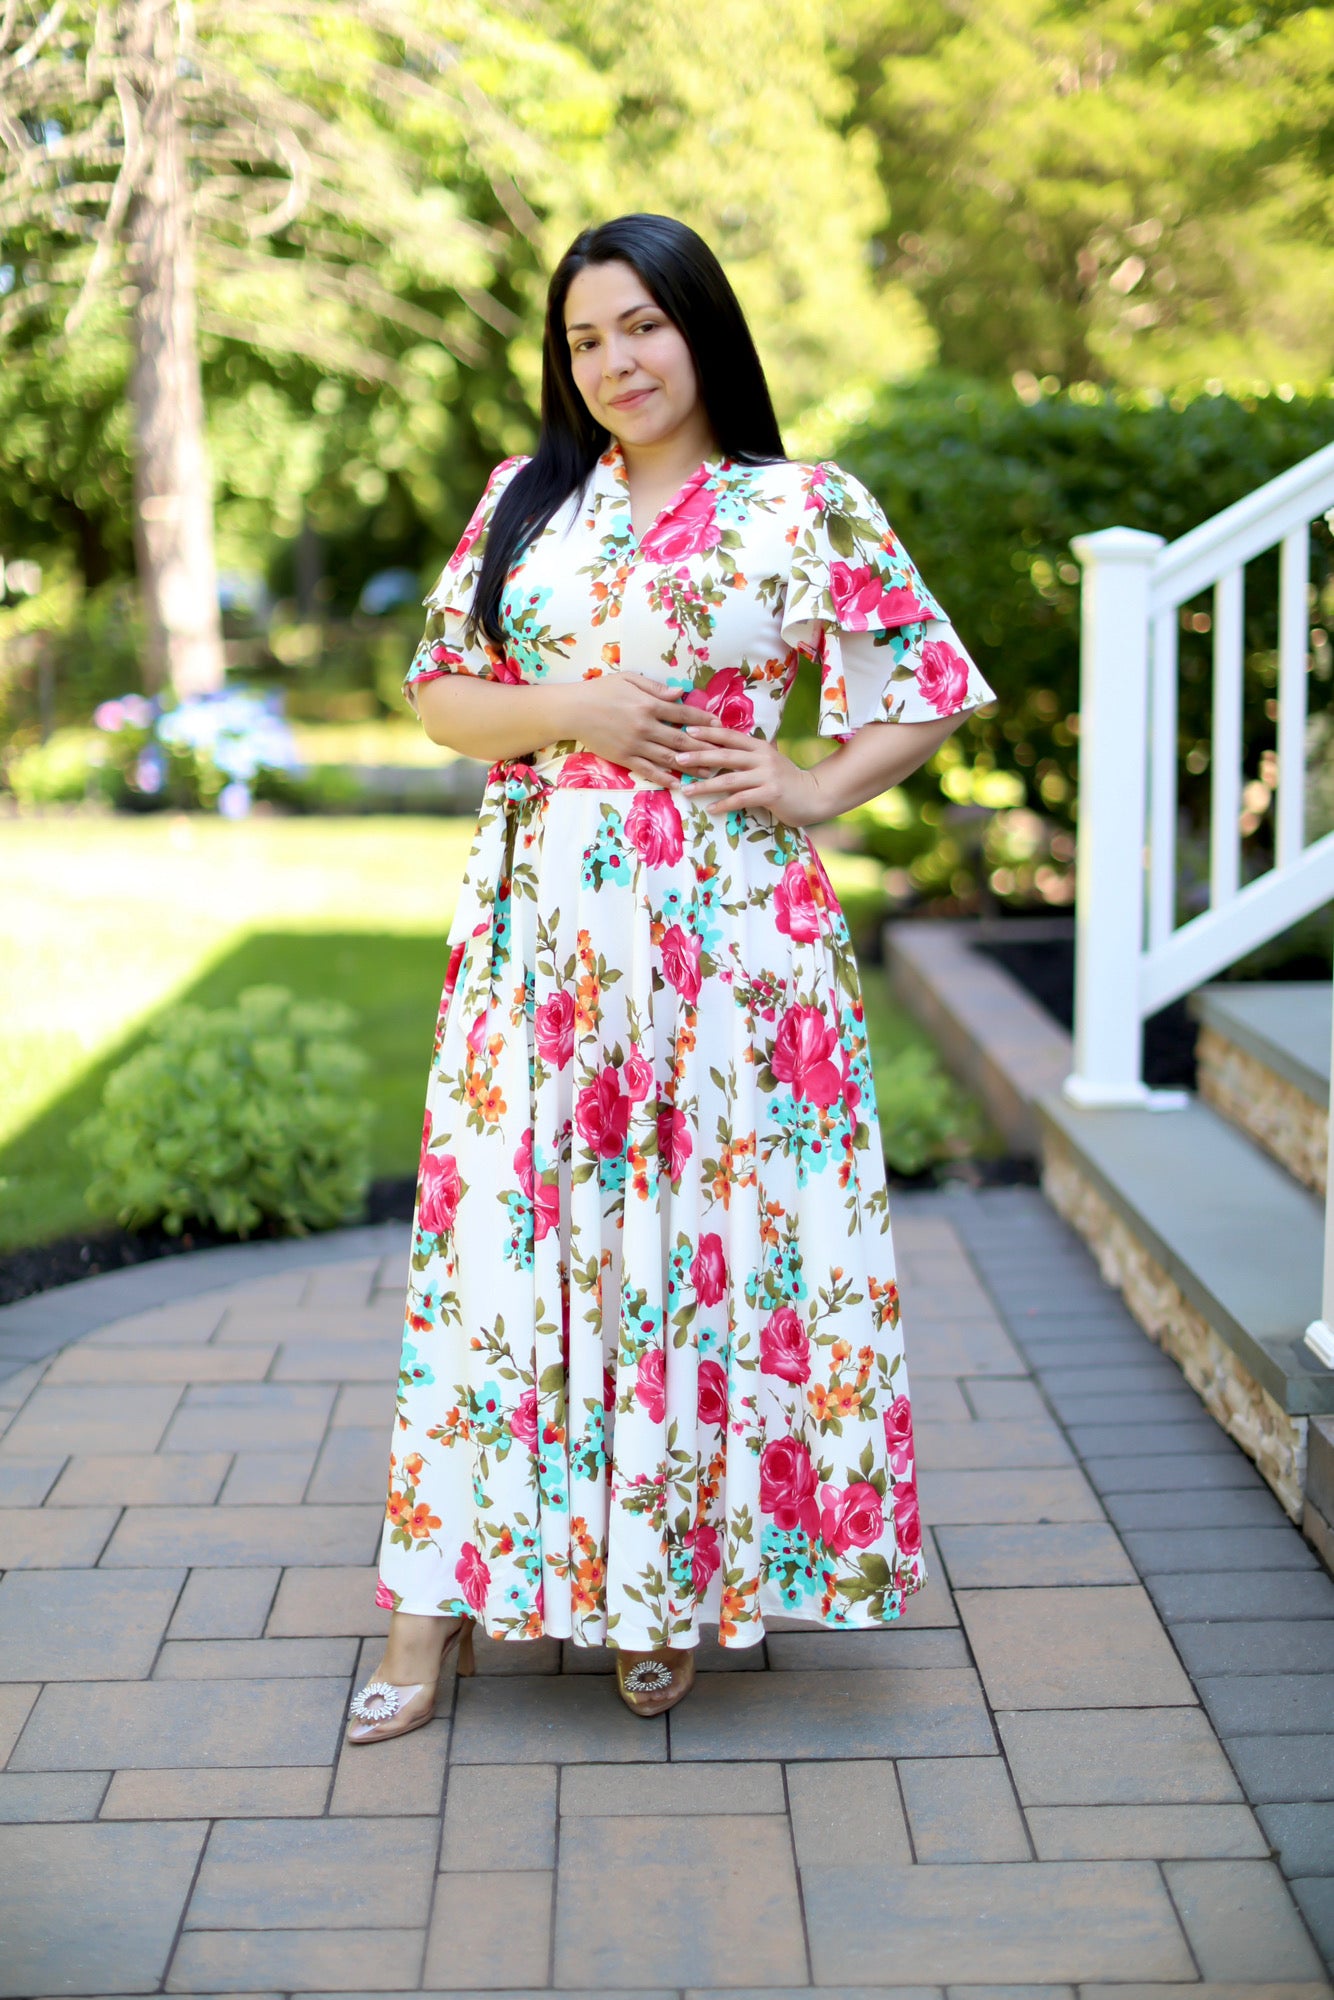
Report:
672,713,964,827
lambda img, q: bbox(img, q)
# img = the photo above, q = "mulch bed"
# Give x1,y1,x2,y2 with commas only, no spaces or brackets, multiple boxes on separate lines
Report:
0,1175,419,1311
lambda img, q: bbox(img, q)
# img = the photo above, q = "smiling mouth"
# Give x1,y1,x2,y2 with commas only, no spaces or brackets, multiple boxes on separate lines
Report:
609,388,656,409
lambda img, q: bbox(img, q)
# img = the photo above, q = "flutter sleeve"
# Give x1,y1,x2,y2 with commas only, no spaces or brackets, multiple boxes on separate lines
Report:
780,462,996,736
403,455,529,706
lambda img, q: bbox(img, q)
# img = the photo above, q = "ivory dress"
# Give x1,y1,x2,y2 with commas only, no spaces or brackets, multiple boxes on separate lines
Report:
374,446,995,1649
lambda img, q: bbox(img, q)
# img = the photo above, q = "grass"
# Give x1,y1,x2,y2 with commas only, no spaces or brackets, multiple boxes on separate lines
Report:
1,811,989,1252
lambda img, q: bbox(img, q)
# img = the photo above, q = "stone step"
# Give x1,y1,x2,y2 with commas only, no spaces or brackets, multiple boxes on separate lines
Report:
1039,1089,1334,1524
1190,982,1330,1194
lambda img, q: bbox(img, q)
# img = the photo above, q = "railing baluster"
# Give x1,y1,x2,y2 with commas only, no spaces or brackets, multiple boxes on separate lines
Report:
1210,566,1245,909
1277,525,1310,870
1148,608,1179,950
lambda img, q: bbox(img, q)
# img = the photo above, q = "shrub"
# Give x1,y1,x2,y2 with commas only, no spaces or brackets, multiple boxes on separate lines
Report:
875,1042,987,1177
77,986,373,1237
813,377,1334,907
5,727,104,805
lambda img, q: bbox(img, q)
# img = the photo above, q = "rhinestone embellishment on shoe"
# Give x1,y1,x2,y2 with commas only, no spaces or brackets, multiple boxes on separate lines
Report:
349,1680,403,1722
623,1658,675,1694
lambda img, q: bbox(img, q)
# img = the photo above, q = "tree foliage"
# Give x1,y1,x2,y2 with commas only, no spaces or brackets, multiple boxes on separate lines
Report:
838,0,1334,390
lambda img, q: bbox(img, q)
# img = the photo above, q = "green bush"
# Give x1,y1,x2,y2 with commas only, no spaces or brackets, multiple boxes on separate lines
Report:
875,1042,986,1177
824,377,1334,857
5,728,103,805
76,985,373,1237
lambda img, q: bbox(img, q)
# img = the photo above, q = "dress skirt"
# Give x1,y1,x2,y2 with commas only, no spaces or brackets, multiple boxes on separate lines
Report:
374,746,926,1650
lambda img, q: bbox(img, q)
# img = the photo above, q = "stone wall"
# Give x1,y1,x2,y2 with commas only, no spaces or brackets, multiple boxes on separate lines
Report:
1043,1130,1309,1522
1195,1025,1328,1196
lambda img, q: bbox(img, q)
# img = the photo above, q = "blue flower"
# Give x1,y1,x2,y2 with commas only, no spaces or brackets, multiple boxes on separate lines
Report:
399,1339,435,1389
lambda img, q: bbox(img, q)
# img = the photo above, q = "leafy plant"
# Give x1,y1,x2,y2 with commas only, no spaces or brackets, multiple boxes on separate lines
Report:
4,728,104,806
875,1043,984,1177
76,986,373,1237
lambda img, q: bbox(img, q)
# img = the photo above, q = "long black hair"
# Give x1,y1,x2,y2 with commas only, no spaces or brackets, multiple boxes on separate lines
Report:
471,213,785,644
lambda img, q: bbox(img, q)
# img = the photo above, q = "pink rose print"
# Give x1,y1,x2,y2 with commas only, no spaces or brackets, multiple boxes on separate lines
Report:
374,1577,395,1610
635,1346,666,1424
892,1472,923,1557
697,1357,729,1428
829,561,931,630
455,1541,490,1614
819,1480,885,1555
684,1520,722,1595
660,923,702,1004
916,638,971,716
771,1003,843,1108
621,1047,654,1102
683,666,755,733
691,1232,727,1307
575,1065,631,1161
560,751,635,789
759,1435,821,1537
428,641,466,671
510,1387,539,1450
657,1104,693,1179
638,482,723,563
535,989,575,1069
883,1394,914,1474
625,788,685,867
419,1150,461,1234
774,858,823,944
760,1305,811,1384
441,940,466,1006
532,1179,560,1242
879,584,932,626
514,1132,560,1240
492,653,523,684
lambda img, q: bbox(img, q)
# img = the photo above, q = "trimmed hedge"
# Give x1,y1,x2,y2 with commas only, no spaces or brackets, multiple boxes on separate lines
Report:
792,379,1334,837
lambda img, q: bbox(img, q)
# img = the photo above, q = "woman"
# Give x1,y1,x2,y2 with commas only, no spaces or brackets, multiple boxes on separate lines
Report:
348,213,994,1740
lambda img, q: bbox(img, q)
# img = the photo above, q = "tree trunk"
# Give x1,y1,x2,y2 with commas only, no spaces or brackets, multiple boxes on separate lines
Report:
126,0,225,697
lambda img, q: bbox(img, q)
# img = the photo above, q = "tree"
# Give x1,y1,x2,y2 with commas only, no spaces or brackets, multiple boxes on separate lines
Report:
0,0,558,692
837,0,1334,390
546,0,934,430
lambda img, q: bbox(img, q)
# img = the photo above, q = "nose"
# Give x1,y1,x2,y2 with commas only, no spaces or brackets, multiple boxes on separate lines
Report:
602,334,635,380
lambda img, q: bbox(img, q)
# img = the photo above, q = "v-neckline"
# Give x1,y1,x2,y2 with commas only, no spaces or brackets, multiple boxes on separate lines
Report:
601,440,725,550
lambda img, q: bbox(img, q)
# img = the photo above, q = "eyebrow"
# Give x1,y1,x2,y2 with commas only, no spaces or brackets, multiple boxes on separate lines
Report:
564,302,661,334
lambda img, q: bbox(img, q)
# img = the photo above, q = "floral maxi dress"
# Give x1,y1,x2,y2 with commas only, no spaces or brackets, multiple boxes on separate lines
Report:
375,446,995,1649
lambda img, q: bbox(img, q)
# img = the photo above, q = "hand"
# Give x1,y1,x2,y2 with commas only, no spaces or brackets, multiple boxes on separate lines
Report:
672,721,826,826
568,671,690,788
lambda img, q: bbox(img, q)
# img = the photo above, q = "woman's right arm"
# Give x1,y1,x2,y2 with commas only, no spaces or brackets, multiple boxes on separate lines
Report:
416,671,691,790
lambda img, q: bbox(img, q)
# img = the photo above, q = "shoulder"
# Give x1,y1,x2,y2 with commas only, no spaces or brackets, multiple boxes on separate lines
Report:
739,458,884,521
478,454,531,507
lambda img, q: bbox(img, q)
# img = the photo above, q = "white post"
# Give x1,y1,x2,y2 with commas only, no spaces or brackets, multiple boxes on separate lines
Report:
1064,527,1166,1107
1305,967,1334,1369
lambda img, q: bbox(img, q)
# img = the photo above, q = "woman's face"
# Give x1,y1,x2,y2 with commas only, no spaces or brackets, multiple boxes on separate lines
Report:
563,259,704,453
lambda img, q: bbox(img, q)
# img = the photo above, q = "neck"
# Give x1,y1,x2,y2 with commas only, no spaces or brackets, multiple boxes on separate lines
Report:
615,413,719,486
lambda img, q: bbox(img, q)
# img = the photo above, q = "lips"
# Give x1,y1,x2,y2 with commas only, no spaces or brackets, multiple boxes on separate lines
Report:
609,387,656,409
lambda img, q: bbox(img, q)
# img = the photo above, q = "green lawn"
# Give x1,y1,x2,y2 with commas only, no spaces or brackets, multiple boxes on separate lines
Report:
1,813,988,1252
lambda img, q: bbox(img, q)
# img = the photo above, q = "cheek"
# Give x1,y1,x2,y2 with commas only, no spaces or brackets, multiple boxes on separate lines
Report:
652,333,698,404
570,356,602,408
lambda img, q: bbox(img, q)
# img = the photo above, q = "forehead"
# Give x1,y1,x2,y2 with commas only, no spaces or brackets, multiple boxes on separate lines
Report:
563,259,659,331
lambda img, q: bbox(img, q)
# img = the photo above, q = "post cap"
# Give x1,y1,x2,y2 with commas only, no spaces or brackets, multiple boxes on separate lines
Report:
1071,527,1166,566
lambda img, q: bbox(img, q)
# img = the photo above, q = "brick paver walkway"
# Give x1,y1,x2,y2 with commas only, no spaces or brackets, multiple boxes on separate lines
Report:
0,1191,1330,1997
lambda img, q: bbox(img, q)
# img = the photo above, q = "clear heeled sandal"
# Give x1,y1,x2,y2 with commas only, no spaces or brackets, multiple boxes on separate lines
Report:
346,1616,475,1745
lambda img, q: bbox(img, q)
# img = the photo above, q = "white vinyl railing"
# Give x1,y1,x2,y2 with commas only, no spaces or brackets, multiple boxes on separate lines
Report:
1062,439,1334,1371
1064,438,1334,1110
